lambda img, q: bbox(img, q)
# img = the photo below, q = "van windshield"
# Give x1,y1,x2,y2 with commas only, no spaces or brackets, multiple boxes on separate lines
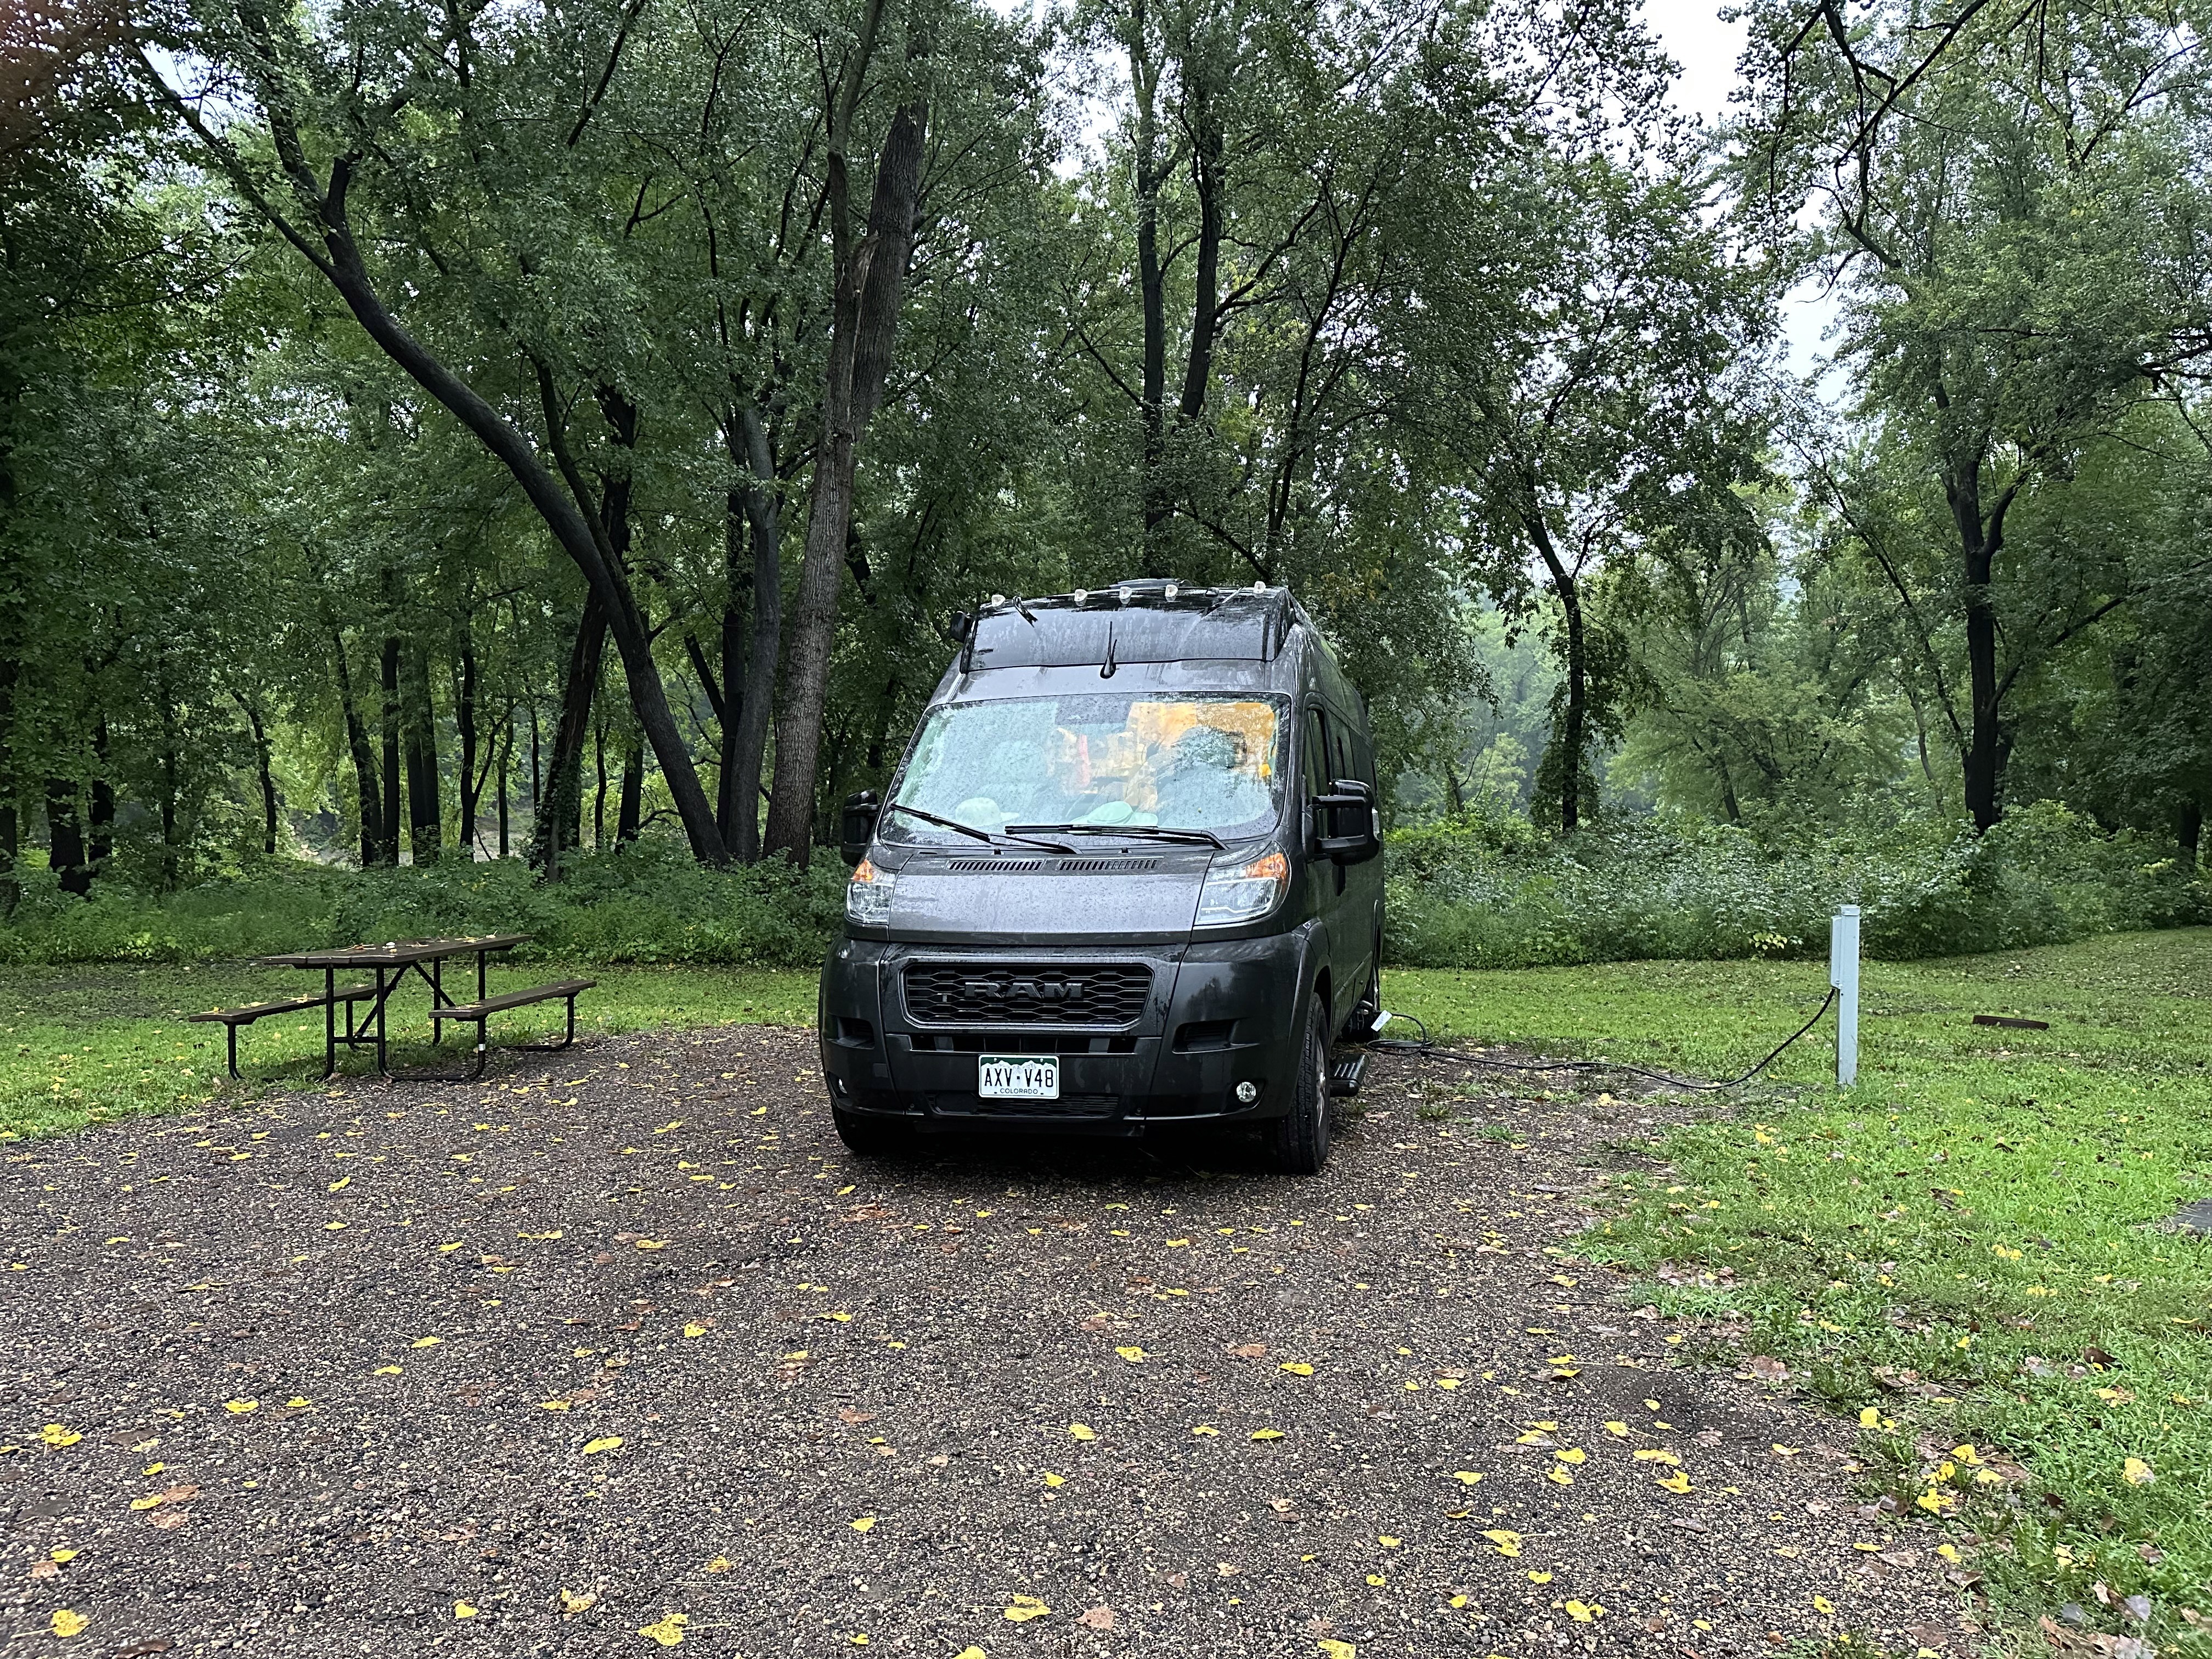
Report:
886,693,1286,842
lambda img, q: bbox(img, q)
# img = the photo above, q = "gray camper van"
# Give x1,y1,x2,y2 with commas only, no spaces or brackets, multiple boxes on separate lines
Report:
817,579,1384,1173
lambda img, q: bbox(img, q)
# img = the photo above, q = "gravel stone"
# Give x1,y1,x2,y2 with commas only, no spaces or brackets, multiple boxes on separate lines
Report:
0,1026,1977,1656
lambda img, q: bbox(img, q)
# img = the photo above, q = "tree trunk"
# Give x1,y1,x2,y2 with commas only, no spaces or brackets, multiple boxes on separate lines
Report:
380,627,403,861
403,634,442,865
727,404,781,862
0,656,15,915
1525,512,1586,834
456,620,479,854
592,715,608,851
1939,417,2016,834
763,85,929,864
496,716,512,860
233,695,279,855
529,593,606,878
2181,797,2203,871
88,715,114,877
617,733,643,848
159,736,179,891
46,778,88,896
1128,0,1171,569
327,616,386,867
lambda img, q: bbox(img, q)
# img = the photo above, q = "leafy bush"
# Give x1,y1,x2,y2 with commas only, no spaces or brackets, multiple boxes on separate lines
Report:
0,843,847,969
1385,799,2210,968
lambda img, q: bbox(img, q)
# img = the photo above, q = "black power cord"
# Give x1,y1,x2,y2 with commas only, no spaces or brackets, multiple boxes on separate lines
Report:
1364,984,1839,1093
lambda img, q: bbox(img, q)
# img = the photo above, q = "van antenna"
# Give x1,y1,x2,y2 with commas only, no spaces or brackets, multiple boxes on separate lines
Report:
1100,619,1117,679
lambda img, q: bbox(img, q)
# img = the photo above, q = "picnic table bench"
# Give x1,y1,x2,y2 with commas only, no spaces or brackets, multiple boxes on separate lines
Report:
189,934,593,1082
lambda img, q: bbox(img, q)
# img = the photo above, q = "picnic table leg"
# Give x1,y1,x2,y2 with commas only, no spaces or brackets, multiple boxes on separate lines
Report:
226,1023,240,1081
324,966,337,1079
431,957,444,1047
376,966,390,1076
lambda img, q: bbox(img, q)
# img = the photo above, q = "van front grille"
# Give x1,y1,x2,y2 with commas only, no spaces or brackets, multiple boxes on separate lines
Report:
902,962,1153,1027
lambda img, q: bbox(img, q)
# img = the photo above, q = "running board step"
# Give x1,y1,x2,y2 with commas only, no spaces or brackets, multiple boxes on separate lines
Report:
1328,1053,1367,1097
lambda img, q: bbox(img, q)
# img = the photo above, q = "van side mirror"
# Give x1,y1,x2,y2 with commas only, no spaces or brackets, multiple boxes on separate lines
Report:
1311,778,1381,865
839,790,881,868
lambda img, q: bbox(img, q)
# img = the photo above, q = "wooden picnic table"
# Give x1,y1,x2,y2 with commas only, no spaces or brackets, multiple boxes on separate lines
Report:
219,933,587,1081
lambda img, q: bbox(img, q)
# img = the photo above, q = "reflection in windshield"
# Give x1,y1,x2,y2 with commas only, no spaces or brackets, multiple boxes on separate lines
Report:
888,695,1284,838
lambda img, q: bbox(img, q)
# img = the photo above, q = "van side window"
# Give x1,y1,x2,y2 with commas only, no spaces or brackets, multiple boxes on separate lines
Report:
1303,707,1329,796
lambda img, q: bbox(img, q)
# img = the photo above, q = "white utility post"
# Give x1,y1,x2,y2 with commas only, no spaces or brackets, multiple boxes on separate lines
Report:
1830,904,1861,1088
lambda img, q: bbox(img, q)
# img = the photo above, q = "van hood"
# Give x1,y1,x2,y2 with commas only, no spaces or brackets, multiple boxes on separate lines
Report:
879,848,1216,945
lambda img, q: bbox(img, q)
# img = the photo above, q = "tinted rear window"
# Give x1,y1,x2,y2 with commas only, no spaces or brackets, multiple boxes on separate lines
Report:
969,594,1280,668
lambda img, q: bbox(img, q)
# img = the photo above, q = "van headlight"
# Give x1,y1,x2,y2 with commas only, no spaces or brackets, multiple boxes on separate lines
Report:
1195,850,1289,927
846,857,895,926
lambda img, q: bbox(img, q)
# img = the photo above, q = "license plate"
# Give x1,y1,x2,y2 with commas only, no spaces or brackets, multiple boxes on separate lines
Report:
978,1054,1059,1099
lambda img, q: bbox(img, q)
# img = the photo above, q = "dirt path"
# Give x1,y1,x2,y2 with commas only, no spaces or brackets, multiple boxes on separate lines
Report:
2,1026,1973,1657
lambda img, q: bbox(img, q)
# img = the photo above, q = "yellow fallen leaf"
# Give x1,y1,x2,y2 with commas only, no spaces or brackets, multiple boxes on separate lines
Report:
1318,1642,1357,1659
328,1177,350,1191
953,1650,988,1659
560,1588,597,1613
285,1397,311,1408
438,1241,465,1252
1545,1466,1574,1485
1554,1447,1585,1464
1772,1444,1799,1457
1858,1406,1880,1427
39,1424,82,1447
1251,1428,1285,1441
1042,1472,1065,1487
374,1365,402,1375
1935,1543,1962,1565
411,1336,442,1348
1633,1448,1680,1464
50,1550,77,1563
684,1324,708,1339
1280,1362,1314,1376
704,1556,734,1573
1528,1570,1553,1584
1435,1378,1460,1390
1068,1424,1097,1442
454,1601,478,1620
224,1398,258,1414
323,1221,347,1231
1483,1528,1522,1558
639,1612,688,1645
1003,1595,1052,1623
1365,1573,1386,1586
1191,1425,1219,1436
1378,1534,1401,1548
50,1609,88,1638
851,1516,877,1532
2124,1457,2154,1486
1655,1470,1692,1494
541,1400,572,1410
583,1436,624,1455
1564,1600,1602,1623
1116,1347,1146,1362
129,1494,162,1510
1605,1421,1628,1436
1452,1471,1483,1485
636,1239,668,1251
1813,1595,1835,1614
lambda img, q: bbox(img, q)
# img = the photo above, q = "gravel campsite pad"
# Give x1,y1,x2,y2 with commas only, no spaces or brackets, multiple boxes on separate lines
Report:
3,1026,1975,1657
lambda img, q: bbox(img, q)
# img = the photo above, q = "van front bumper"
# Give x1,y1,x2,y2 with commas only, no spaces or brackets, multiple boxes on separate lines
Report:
817,932,1312,1135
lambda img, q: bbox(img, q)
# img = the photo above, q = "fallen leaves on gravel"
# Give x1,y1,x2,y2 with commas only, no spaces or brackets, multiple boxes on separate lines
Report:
583,1436,624,1454
223,1398,257,1414
1483,1528,1522,1557
1115,1346,1146,1362
638,1611,688,1645
1077,1606,1115,1629
1251,1428,1285,1441
1002,1594,1052,1622
851,1516,877,1532
560,1589,597,1614
39,1423,82,1446
1067,1424,1096,1441
50,1609,88,1638
454,1601,478,1620
1316,1640,1356,1658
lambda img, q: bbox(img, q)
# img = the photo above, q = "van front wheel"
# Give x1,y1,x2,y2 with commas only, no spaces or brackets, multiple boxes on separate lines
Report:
1269,992,1333,1176
833,1107,911,1156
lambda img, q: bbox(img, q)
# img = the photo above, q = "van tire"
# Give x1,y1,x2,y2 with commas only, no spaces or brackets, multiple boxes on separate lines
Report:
833,1107,910,1156
1270,992,1333,1175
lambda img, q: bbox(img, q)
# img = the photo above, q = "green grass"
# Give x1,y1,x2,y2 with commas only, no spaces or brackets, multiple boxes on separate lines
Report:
1387,928,2212,1652
0,962,818,1140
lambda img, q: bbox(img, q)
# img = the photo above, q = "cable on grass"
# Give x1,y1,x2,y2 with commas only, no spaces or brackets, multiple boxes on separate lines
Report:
1366,985,1839,1093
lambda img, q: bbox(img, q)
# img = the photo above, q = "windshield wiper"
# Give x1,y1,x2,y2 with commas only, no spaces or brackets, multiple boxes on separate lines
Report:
1006,821,1227,850
887,802,1075,855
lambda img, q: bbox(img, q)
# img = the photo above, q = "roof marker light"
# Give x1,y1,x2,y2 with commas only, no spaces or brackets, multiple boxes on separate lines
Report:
1252,580,1265,591
1073,589,1088,602
1165,584,1180,599
990,594,1006,606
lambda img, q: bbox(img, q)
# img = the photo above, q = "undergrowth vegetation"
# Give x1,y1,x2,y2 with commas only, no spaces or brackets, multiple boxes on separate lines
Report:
1385,800,2209,969
0,845,848,969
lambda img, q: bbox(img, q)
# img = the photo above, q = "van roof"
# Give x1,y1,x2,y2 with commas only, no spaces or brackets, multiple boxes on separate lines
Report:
960,579,1311,673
